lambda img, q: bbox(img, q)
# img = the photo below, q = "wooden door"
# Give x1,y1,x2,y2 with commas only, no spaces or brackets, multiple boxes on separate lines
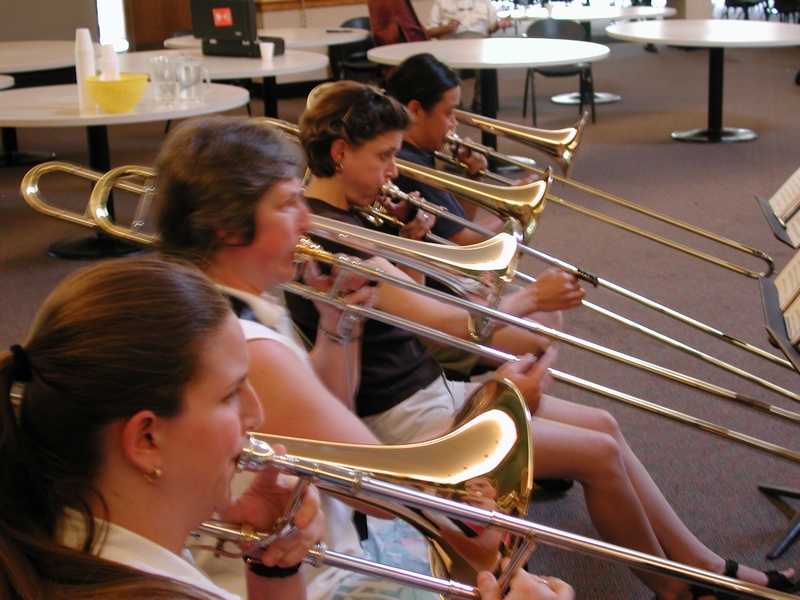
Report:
124,0,193,51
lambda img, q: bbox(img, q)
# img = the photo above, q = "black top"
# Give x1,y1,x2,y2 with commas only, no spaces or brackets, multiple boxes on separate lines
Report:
395,141,467,241
284,197,442,417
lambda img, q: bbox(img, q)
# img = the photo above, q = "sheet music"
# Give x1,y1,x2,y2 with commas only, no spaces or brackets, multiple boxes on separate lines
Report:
768,165,800,223
786,213,800,248
784,294,800,346
774,250,800,310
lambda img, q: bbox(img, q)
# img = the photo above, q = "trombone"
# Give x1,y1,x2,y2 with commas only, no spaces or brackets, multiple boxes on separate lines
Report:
256,116,800,399
19,161,800,463
393,155,793,372
451,109,775,280
192,433,797,600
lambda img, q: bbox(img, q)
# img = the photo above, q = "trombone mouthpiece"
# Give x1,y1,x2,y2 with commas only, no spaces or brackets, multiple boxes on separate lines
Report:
237,436,275,472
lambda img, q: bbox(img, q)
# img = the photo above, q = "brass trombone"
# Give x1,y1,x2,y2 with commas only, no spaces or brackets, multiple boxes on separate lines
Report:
394,155,792,372
19,161,800,463
451,109,775,280
380,170,800,404
192,431,797,600
256,116,800,397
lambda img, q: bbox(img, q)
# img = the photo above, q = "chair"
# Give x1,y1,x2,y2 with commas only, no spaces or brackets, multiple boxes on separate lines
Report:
773,0,800,21
722,0,767,19
522,19,596,126
329,17,384,85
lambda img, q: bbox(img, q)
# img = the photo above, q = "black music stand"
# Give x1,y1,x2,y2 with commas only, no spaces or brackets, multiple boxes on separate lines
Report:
758,484,800,559
755,193,795,248
758,276,800,558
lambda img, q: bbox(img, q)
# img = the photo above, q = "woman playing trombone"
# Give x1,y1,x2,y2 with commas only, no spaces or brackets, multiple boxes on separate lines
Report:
291,81,797,600
153,116,574,600
379,52,584,381
0,257,324,600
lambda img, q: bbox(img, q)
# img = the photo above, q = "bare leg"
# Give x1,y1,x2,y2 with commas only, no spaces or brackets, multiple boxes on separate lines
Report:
528,413,689,599
535,395,794,589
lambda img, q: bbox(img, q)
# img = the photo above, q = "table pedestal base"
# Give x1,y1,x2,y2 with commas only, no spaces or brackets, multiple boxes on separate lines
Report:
2,127,56,167
47,231,148,260
671,127,757,143
551,91,621,105
0,150,56,167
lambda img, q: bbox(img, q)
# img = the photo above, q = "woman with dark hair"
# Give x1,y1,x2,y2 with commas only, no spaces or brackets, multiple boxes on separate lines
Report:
0,257,323,600
382,52,584,380
291,81,798,600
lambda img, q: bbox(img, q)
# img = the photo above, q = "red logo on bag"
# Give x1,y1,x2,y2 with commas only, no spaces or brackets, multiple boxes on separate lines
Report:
211,7,234,26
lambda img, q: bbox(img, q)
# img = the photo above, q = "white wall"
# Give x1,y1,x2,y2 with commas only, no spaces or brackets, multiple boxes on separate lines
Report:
259,0,433,82
1,0,98,41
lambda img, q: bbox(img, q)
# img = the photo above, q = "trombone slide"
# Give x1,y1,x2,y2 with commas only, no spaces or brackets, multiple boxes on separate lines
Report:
199,438,797,600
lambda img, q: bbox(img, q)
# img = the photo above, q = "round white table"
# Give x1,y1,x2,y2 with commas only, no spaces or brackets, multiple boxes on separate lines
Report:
118,48,328,118
606,19,800,142
368,38,609,146
501,4,677,24
164,27,369,50
0,82,249,258
0,40,82,73
0,41,98,166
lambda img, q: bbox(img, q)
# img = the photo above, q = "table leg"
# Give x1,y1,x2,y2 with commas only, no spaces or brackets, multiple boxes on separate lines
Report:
671,47,756,143
0,127,56,167
551,91,621,105
46,125,147,260
551,21,621,107
262,76,278,118
479,68,499,149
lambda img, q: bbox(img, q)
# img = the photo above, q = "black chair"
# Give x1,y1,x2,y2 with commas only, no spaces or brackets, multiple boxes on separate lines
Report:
773,0,800,21
522,19,595,126
722,0,768,19
329,17,384,85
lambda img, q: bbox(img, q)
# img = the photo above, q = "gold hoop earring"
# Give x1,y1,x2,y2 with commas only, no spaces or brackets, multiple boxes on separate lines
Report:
336,162,343,173
143,466,163,484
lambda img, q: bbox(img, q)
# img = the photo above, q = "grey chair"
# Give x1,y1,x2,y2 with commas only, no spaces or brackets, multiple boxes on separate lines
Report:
522,19,595,126
330,17,384,85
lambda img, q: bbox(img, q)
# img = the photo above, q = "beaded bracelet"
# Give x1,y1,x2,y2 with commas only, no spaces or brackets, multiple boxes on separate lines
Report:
317,325,361,345
243,556,302,578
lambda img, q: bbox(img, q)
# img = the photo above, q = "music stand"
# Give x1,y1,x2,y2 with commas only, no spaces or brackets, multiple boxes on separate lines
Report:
755,165,800,249
758,275,800,558
758,484,800,559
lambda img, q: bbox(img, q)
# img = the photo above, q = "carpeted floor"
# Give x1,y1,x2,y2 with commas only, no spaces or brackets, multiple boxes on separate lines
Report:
1,34,799,599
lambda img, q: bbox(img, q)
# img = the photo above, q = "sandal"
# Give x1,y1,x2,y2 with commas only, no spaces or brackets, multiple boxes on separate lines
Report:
714,559,800,599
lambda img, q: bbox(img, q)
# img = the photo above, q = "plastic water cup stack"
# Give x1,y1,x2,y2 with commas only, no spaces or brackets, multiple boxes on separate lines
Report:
100,44,120,81
75,28,97,112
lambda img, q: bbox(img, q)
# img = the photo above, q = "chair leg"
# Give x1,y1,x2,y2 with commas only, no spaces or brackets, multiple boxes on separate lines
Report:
585,69,596,123
530,72,538,126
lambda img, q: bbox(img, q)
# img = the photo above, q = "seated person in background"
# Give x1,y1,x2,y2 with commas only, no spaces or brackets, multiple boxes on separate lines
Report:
383,52,584,381
426,0,513,112
292,82,798,600
0,257,322,600
367,0,429,46
153,116,573,600
427,0,513,39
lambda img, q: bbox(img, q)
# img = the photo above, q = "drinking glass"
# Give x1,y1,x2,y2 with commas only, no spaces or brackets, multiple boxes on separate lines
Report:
148,56,178,104
176,56,211,102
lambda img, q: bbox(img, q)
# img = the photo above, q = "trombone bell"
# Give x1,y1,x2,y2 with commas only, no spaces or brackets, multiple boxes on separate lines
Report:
248,378,533,587
454,109,588,178
395,158,550,245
